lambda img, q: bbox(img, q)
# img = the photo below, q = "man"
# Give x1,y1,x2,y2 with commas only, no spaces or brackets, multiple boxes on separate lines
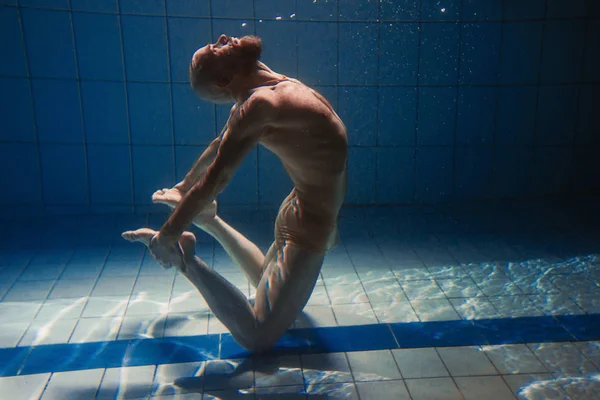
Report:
123,34,347,352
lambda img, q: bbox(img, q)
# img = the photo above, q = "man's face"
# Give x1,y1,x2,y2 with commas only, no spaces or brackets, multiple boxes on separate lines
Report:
189,35,241,103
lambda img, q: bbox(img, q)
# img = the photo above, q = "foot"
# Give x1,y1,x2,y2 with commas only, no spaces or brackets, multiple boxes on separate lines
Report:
121,228,156,245
153,186,218,227
178,231,197,262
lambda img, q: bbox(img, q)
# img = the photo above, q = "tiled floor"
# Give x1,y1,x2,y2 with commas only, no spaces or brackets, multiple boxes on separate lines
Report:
1,198,599,399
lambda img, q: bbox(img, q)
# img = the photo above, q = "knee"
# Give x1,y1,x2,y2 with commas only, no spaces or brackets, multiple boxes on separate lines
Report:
237,332,278,353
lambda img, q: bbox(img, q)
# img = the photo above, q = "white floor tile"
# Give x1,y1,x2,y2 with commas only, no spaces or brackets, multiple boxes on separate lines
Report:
294,305,337,328
91,275,136,296
41,369,104,400
4,280,55,301
48,278,97,299
437,346,498,377
97,365,156,400
306,285,331,306
132,274,175,295
69,316,123,343
332,303,377,326
327,283,369,305
301,352,352,385
529,342,599,374
19,318,78,346
405,377,463,400
372,300,419,323
482,344,548,375
153,361,205,397
164,312,209,337
411,298,462,322
502,373,564,400
126,292,170,316
401,279,446,300
355,380,410,400
254,355,304,387
450,297,502,320
34,298,87,321
0,373,51,400
0,322,30,347
455,376,515,400
81,296,129,318
392,348,449,379
347,350,402,381
202,359,253,391
362,280,406,304
118,313,165,339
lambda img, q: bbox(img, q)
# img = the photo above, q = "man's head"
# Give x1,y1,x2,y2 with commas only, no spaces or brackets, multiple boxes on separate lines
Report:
189,34,262,103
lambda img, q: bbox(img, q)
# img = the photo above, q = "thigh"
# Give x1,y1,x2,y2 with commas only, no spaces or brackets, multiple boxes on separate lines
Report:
253,241,325,343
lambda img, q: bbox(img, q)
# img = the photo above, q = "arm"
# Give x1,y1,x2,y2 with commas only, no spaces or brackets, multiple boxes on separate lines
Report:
160,96,271,240
177,136,221,192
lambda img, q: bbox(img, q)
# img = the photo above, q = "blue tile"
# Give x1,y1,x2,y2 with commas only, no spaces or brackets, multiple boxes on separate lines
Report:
0,7,26,76
496,86,537,146
475,317,574,344
121,15,168,81
258,147,293,206
419,22,460,85
416,146,453,203
0,0,16,4
0,77,35,142
20,9,76,79
462,0,501,20
71,0,118,12
421,0,460,20
211,0,253,18
338,87,377,146
338,23,378,85
546,0,587,18
313,85,338,110
19,0,69,8
493,146,531,199
556,314,600,341
417,87,456,146
541,21,585,83
503,0,546,20
378,87,417,146
132,145,174,204
380,0,420,20
124,336,219,366
175,145,202,180
216,103,233,132
165,0,209,16
297,22,337,85
72,12,124,81
0,143,41,205
379,23,419,85
255,20,297,78
168,17,211,82
460,23,501,84
454,147,493,201
339,0,378,20
172,84,215,146
532,147,572,196
536,86,578,146
255,0,295,19
391,320,487,348
583,23,600,82
40,144,88,205
120,0,165,15
456,87,495,145
296,0,337,20
31,79,83,144
0,347,31,377
128,82,172,145
80,81,129,145
573,146,600,192
577,85,599,146
21,341,130,375
346,147,376,204
219,148,258,205
499,22,543,84
87,145,132,204
376,147,414,204
212,19,255,44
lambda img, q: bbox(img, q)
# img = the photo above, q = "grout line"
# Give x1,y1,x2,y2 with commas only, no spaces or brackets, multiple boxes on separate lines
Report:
2,72,598,87
490,8,506,200
15,4,45,215
67,0,91,210
450,0,465,205
162,1,177,190
412,0,424,204
372,1,381,206
529,0,549,195
115,0,136,214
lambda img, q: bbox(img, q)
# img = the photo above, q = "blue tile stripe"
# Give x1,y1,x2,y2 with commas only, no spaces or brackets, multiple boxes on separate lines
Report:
1,314,599,377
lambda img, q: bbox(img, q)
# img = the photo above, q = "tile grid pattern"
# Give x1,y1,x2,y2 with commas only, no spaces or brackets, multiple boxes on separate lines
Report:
1,0,599,214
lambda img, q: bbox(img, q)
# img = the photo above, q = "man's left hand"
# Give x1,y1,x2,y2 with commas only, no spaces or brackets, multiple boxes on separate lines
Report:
149,232,184,270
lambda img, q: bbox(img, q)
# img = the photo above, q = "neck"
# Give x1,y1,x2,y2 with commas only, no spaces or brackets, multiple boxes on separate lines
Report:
228,62,285,103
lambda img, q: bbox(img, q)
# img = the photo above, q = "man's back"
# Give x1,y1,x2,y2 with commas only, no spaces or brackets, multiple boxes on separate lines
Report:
254,79,348,220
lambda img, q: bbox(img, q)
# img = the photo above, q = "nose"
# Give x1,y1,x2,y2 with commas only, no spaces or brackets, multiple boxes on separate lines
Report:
217,34,228,45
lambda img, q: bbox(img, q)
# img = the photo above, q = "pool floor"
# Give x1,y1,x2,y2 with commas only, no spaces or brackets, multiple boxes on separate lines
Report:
0,198,599,399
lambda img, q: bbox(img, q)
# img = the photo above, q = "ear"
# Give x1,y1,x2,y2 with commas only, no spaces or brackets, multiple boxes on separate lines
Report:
215,74,231,88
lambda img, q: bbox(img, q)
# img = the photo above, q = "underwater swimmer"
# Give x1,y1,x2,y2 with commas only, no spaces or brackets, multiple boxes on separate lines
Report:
123,34,347,352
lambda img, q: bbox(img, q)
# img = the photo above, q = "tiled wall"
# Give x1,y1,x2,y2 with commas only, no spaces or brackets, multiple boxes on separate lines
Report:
1,0,599,215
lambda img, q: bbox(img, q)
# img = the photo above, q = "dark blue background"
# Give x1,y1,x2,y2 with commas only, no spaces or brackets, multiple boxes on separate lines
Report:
1,0,598,215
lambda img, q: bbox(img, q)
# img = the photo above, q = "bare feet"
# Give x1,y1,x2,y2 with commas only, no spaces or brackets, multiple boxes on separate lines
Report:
152,186,218,227
121,228,197,266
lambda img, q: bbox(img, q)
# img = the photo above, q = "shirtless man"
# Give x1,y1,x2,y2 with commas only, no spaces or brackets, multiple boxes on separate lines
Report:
122,34,347,352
